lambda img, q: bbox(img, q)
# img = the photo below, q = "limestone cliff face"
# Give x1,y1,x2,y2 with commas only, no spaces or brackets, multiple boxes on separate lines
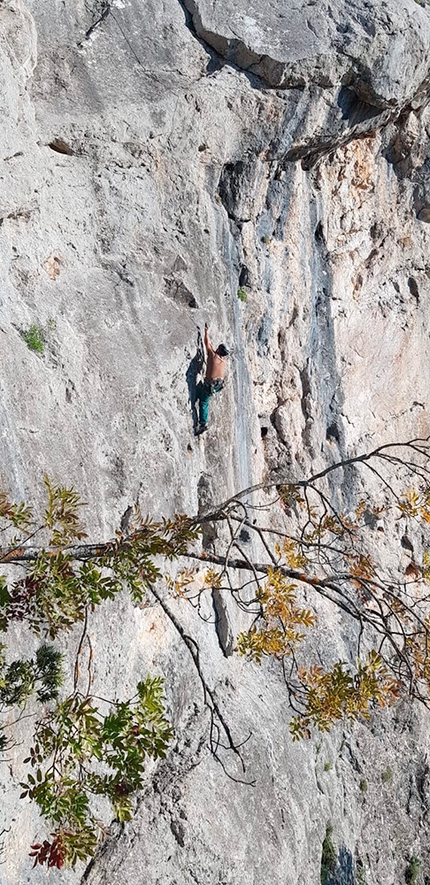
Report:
1,1,430,883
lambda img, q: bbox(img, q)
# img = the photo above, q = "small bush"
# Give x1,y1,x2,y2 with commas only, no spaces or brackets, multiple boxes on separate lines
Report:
405,856,421,885
21,324,44,354
237,287,247,303
321,824,337,885
381,766,393,783
323,761,332,772
359,778,368,792
261,235,271,245
356,862,367,885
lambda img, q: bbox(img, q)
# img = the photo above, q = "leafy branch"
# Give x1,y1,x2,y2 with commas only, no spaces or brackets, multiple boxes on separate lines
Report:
23,677,172,869
1,439,430,868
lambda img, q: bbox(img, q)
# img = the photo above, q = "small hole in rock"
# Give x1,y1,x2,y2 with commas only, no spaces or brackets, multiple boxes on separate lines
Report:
48,138,74,156
408,277,419,301
261,426,268,438
239,265,251,288
314,221,324,242
326,422,340,443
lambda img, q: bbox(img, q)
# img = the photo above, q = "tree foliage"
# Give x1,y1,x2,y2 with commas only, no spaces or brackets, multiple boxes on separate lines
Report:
189,438,430,737
23,677,172,869
1,438,430,868
0,480,195,867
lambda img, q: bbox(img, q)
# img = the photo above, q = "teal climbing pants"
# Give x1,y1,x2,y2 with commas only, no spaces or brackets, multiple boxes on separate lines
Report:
196,379,224,426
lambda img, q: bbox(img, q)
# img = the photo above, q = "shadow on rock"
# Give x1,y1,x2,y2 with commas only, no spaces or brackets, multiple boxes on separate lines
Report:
186,327,205,433
325,845,355,885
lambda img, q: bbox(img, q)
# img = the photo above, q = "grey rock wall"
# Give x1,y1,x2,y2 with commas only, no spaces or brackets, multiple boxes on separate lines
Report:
1,0,430,882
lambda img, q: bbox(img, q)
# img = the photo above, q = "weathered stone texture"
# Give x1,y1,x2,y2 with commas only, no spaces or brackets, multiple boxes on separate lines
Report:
1,0,430,882
185,0,430,106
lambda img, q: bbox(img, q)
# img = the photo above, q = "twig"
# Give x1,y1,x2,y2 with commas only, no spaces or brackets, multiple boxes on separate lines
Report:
148,582,255,785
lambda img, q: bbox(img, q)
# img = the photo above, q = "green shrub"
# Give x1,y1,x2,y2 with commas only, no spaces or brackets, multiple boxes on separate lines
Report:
381,766,392,783
323,761,332,772
359,778,368,792
405,856,421,885
321,824,337,885
357,863,367,885
237,287,247,303
21,324,44,354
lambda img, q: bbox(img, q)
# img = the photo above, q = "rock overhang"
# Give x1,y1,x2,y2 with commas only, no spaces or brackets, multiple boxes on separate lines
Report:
184,0,430,109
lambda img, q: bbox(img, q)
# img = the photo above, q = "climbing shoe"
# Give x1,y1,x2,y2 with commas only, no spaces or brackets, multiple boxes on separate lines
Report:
196,423,208,435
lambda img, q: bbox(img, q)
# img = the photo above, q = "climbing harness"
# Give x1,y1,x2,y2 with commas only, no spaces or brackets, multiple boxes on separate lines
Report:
203,378,224,394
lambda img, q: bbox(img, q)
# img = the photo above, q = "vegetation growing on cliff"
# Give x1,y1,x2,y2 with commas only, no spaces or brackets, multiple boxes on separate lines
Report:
19,323,45,354
1,438,430,868
0,478,194,868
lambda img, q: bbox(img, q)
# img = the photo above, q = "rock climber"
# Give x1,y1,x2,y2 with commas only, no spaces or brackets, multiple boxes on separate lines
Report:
195,323,229,435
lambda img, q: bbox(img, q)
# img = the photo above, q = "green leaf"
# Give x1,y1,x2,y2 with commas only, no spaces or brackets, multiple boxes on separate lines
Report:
0,577,10,608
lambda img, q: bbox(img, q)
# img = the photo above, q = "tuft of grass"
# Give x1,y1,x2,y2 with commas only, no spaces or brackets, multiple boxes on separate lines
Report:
321,824,337,885
356,862,367,885
261,235,272,245
359,778,368,793
237,287,247,303
323,761,332,772
405,856,421,885
381,766,393,784
20,324,44,354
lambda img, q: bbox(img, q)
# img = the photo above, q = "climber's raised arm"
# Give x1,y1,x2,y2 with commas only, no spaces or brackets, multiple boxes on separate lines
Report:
204,322,215,354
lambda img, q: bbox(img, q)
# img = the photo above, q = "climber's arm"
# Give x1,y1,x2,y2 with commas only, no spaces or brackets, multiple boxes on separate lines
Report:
204,323,214,354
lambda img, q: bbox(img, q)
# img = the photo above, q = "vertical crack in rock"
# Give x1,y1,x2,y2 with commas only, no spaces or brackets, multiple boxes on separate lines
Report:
78,1,111,46
309,215,344,458
299,363,314,453
304,196,358,511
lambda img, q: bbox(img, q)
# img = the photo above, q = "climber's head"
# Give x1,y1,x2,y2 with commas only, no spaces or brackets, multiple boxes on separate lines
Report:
216,344,229,357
